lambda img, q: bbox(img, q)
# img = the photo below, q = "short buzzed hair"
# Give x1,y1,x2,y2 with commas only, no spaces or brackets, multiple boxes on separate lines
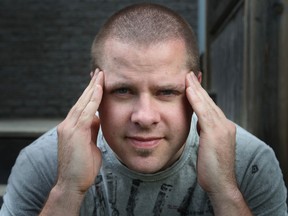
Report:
91,3,200,73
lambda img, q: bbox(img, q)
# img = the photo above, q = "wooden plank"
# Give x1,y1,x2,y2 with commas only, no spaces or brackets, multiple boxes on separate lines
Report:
205,0,244,91
243,0,278,142
278,0,288,186
207,0,240,34
243,0,287,186
209,6,244,124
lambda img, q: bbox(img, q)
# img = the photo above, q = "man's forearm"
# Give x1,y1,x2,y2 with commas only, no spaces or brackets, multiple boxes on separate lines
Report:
39,184,85,216
209,187,253,216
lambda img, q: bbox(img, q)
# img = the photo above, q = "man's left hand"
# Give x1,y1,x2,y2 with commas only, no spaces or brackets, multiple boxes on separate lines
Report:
186,72,237,197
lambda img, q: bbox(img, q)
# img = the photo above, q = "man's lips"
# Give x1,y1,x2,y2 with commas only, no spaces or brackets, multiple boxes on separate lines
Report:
126,136,163,149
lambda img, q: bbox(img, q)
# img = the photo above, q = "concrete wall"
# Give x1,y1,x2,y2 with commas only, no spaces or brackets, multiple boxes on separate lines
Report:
0,0,198,118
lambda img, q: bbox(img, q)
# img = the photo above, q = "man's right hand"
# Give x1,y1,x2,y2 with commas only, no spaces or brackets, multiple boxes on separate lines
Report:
56,69,104,194
40,69,104,215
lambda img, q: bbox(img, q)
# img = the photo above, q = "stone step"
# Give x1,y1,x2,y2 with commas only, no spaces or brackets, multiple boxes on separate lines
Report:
0,119,62,138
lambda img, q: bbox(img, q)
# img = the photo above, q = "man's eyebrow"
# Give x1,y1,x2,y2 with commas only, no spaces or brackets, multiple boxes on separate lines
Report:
105,80,185,91
154,83,185,90
105,81,134,89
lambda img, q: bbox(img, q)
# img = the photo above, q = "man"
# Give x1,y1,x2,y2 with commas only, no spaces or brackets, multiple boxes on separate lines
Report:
1,3,287,216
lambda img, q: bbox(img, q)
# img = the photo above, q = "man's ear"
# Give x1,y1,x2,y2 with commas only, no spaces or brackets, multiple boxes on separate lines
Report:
197,71,202,83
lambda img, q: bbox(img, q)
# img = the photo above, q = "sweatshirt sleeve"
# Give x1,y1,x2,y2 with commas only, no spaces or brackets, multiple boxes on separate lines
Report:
235,126,288,216
0,128,58,216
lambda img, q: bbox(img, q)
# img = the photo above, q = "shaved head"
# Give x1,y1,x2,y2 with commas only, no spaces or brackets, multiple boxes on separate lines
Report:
91,3,199,73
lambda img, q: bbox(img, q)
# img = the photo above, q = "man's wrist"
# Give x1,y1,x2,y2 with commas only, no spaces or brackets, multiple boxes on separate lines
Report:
208,186,253,216
53,182,86,199
40,184,85,216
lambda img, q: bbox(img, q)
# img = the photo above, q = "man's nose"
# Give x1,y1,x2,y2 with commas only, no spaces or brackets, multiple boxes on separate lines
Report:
131,94,160,128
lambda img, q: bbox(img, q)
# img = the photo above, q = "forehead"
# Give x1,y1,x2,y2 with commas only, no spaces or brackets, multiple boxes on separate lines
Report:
102,38,189,74
100,39,189,90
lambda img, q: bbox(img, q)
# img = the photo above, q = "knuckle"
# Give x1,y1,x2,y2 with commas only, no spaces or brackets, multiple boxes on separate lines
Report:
81,109,90,119
57,123,63,135
73,106,83,116
76,121,90,131
226,121,236,135
76,112,91,129
57,119,74,137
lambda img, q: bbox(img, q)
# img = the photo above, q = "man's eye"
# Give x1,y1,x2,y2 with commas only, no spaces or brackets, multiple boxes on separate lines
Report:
158,89,178,96
113,88,131,95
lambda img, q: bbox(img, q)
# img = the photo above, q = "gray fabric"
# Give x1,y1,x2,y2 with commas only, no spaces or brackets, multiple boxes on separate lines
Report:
1,115,287,215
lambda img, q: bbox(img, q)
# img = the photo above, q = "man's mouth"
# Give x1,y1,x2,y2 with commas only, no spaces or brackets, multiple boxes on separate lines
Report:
126,136,163,149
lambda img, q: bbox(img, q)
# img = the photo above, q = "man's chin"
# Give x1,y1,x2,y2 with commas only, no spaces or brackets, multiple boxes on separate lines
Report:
124,157,168,174
134,148,154,157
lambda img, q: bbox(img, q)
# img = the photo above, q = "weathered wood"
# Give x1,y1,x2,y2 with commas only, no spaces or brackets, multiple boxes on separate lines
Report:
278,0,288,186
207,0,241,34
243,0,287,185
243,0,279,138
209,6,244,124
206,0,288,188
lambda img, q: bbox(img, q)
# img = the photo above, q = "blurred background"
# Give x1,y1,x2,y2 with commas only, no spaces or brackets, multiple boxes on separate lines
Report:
0,0,287,206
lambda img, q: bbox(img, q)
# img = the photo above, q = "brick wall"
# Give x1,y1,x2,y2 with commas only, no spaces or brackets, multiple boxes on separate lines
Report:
0,0,198,118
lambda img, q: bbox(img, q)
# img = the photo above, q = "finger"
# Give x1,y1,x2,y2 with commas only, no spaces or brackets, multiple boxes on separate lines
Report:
66,69,100,126
76,71,104,129
186,72,217,109
186,73,224,121
75,68,100,108
186,72,212,113
186,73,225,128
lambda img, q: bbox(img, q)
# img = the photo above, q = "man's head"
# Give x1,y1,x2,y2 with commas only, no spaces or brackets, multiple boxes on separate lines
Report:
91,3,199,73
95,3,200,174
